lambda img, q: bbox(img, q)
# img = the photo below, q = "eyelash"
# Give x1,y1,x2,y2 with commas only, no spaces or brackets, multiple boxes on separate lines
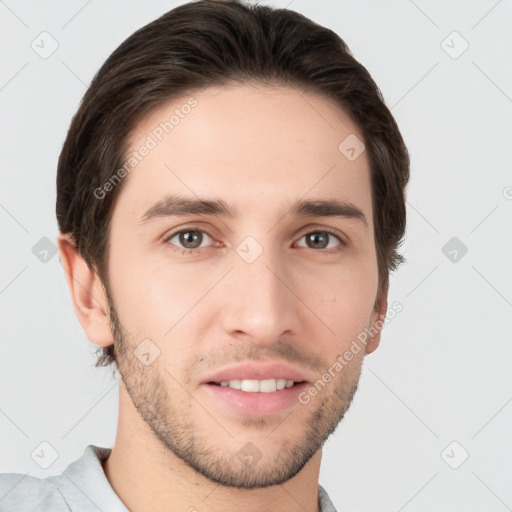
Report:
164,226,346,256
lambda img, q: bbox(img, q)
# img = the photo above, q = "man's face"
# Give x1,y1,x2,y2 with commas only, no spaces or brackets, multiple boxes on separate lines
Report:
105,83,383,488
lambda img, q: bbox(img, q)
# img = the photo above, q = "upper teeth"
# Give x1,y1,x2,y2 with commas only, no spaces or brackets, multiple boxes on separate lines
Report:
218,379,295,392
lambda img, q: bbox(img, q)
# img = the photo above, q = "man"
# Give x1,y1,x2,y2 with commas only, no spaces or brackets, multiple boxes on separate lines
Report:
0,0,409,510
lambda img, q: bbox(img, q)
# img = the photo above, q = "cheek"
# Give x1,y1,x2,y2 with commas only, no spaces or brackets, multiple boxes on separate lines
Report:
299,263,378,348
106,236,171,331
107,241,223,338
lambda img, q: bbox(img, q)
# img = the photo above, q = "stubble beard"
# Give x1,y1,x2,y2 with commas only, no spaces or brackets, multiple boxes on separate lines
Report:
108,297,361,489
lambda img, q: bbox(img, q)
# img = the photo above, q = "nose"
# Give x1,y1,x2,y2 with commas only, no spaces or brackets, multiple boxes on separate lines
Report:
217,243,302,345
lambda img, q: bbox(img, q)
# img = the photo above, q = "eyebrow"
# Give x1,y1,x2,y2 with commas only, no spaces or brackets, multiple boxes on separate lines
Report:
138,194,368,228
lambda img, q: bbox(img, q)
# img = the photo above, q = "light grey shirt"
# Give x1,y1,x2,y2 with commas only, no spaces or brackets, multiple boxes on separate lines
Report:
0,445,338,511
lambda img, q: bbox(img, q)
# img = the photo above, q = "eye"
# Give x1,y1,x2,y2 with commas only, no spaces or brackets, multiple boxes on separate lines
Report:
295,230,343,251
164,227,344,255
166,229,213,250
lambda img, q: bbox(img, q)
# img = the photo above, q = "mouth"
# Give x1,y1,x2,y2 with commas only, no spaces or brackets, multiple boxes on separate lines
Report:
207,378,306,392
200,362,313,416
202,379,310,417
200,361,312,387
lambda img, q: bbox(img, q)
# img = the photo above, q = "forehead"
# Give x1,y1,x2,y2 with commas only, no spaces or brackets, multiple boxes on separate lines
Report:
115,83,372,225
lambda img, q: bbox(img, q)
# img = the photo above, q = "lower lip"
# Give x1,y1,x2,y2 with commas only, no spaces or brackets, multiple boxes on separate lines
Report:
202,382,309,417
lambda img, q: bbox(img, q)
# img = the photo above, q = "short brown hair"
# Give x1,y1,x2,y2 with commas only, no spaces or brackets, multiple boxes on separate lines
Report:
56,0,410,368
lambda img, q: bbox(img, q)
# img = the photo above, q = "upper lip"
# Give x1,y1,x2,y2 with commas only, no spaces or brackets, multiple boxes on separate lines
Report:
201,362,313,384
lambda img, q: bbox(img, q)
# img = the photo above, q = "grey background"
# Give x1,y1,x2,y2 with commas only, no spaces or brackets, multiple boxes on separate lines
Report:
1,1,511,511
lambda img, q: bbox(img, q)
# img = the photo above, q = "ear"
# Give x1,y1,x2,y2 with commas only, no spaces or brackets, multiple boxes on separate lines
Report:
57,233,114,349
365,280,389,355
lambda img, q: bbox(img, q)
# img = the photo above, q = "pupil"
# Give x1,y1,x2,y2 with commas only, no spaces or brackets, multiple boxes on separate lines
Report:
308,232,328,249
180,231,202,249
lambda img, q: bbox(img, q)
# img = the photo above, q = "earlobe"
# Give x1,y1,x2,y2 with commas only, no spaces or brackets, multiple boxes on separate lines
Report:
57,233,114,348
365,281,389,355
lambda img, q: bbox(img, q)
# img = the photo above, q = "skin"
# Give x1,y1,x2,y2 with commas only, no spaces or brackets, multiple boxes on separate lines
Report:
58,83,387,512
